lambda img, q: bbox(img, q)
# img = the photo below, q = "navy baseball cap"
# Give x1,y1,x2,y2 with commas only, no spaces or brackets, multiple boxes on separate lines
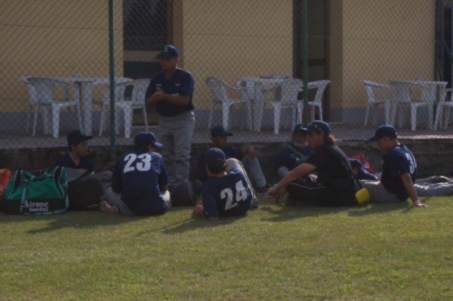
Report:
293,123,307,133
349,159,377,180
301,120,331,135
211,126,233,137
134,131,163,148
67,129,92,145
157,45,179,59
368,125,397,141
204,148,226,168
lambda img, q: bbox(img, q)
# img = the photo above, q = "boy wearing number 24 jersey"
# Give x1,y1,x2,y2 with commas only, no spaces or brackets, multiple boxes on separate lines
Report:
101,131,171,216
192,148,252,220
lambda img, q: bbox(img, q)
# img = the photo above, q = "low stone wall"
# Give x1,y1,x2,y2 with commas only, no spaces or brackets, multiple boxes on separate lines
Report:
1,139,452,181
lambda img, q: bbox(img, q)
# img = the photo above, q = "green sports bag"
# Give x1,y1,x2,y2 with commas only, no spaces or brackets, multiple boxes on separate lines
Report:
3,166,69,215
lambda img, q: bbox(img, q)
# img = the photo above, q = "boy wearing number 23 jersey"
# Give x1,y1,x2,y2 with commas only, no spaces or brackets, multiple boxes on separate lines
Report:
102,132,171,216
192,148,252,220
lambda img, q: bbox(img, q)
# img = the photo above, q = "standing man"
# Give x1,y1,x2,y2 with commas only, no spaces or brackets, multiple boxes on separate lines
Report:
145,45,195,189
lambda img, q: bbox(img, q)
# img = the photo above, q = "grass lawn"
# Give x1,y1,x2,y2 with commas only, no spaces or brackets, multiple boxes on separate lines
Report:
1,196,452,301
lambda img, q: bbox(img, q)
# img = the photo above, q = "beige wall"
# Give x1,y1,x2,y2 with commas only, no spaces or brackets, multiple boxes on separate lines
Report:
329,0,436,111
179,0,294,110
0,0,124,112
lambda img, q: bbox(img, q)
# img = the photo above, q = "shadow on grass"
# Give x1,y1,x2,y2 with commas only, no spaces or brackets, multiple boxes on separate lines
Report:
136,214,246,236
259,200,412,222
22,211,139,234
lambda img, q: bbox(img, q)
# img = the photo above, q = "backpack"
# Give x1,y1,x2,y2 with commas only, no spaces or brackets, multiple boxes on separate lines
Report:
3,167,69,215
0,169,12,197
171,181,197,206
66,168,112,210
349,154,376,174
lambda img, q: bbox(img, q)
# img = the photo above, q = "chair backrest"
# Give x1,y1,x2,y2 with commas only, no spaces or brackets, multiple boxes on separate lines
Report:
363,80,388,104
307,80,330,103
20,77,38,105
130,79,152,104
279,78,303,103
206,77,229,102
27,78,75,104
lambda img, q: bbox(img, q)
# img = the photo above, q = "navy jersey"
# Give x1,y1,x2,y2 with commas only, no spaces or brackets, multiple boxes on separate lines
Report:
201,168,252,218
273,143,311,171
381,144,417,201
56,153,94,172
145,68,194,117
111,150,168,216
198,146,243,182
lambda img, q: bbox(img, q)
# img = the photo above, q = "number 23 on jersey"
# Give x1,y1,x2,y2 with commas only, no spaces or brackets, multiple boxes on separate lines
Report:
221,180,248,210
123,153,152,173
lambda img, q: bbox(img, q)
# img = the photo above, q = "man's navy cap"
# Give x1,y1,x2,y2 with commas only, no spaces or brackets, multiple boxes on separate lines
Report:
293,123,307,133
157,45,179,59
204,148,226,168
368,125,397,141
349,159,377,180
301,120,331,135
67,129,92,145
211,126,233,137
134,131,163,148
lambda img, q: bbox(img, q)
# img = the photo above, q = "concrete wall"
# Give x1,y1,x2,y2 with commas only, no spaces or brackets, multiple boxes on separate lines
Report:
180,0,294,110
0,0,124,114
329,0,436,122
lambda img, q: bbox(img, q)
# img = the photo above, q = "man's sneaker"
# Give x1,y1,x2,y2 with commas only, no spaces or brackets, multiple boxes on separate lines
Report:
256,184,269,194
99,201,119,214
251,197,259,209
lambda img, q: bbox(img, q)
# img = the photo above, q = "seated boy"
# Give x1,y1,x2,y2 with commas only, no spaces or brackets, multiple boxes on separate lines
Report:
274,124,312,180
198,126,268,193
365,125,427,207
101,131,171,216
192,148,253,220
349,159,378,180
56,129,94,171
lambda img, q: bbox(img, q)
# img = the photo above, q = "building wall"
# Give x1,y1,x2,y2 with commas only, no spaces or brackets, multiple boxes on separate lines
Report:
329,0,436,121
0,0,124,113
180,0,294,110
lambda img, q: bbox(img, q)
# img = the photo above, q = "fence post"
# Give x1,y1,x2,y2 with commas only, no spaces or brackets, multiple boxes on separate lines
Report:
302,0,309,125
108,0,116,162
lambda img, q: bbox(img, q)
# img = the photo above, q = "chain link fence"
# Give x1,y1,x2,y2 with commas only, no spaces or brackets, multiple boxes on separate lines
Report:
1,0,453,168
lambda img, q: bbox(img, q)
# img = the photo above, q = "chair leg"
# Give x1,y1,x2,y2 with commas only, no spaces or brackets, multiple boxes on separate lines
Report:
427,104,434,130
433,104,442,131
42,107,50,134
445,106,451,129
32,105,39,137
142,105,148,131
246,101,252,130
76,103,82,130
297,102,303,124
26,105,32,133
99,104,107,136
255,102,265,132
384,101,391,125
273,103,281,135
398,106,404,128
290,107,296,130
222,104,230,131
124,105,133,139
411,105,417,131
208,103,215,130
318,104,323,121
52,105,60,138
115,106,120,135
364,104,370,126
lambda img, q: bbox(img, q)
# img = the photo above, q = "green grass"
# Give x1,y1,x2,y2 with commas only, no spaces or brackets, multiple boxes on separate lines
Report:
1,196,452,301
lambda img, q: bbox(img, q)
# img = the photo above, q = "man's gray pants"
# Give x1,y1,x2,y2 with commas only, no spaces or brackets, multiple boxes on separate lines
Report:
158,111,195,187
227,158,258,205
241,156,267,188
414,176,453,196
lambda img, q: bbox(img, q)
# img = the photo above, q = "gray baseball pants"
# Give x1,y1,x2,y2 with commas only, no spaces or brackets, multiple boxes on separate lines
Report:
158,111,195,187
226,158,258,205
414,176,453,196
359,180,402,203
241,156,267,188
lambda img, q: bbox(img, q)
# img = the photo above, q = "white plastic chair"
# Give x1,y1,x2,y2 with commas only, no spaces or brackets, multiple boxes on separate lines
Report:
434,88,453,130
99,79,150,139
391,81,438,131
362,80,392,126
206,77,252,131
297,80,330,122
21,77,39,134
255,78,303,134
26,78,82,138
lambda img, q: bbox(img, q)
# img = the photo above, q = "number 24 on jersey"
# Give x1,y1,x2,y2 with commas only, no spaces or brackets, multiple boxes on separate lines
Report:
221,180,248,210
